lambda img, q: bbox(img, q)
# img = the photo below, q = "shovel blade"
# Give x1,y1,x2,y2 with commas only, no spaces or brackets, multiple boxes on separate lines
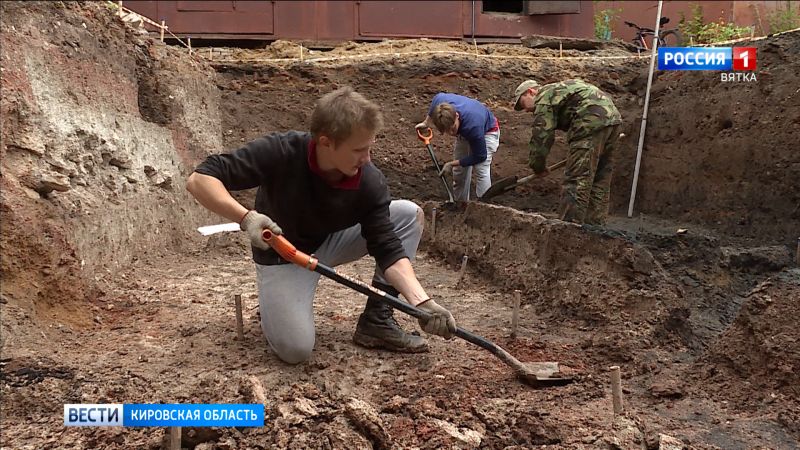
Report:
519,373,574,387
481,175,519,201
517,361,574,388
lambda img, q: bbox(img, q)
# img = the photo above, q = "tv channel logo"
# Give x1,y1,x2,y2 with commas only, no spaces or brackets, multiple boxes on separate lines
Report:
658,47,757,71
732,47,757,70
64,404,123,426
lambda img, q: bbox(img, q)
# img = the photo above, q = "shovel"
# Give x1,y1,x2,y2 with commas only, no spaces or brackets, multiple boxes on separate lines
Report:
481,159,567,201
416,128,456,209
261,229,573,388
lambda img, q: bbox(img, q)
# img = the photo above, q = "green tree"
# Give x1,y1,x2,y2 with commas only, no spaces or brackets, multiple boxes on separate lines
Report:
679,3,752,44
766,1,800,34
594,8,621,41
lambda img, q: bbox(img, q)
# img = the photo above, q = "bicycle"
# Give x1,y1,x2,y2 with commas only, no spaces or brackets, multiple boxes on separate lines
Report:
625,16,683,51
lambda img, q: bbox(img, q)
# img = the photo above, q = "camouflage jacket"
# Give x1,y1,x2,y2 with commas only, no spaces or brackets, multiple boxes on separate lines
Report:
528,79,621,172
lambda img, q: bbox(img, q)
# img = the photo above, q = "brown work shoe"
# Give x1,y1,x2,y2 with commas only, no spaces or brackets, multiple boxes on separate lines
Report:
353,297,429,353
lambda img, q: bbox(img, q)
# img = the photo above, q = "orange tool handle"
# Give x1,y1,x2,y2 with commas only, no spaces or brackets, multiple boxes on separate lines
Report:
261,230,318,270
416,128,433,145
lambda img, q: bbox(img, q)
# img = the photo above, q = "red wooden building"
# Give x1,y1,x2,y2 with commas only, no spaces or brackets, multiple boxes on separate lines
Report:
123,1,594,42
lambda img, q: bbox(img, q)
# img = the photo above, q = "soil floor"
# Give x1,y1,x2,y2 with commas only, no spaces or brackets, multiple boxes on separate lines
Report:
2,245,797,449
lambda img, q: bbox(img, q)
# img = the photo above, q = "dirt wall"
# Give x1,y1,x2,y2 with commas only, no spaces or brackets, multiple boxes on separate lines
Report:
0,2,221,320
610,32,800,244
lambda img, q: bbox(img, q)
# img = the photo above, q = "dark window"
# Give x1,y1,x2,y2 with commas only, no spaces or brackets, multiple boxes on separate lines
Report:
482,1,523,14
523,1,581,15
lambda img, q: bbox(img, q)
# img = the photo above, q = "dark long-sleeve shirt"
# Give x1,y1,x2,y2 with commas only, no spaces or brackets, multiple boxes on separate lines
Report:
428,93,499,167
194,131,407,270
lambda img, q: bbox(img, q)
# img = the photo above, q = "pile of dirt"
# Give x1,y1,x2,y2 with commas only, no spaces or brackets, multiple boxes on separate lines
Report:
421,202,688,366
211,36,636,63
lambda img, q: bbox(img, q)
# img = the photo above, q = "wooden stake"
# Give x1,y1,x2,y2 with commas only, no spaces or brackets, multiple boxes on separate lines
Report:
169,426,181,450
510,290,521,339
209,47,213,60
234,294,244,341
431,208,437,238
299,44,303,62
118,1,123,18
187,37,192,54
160,20,165,42
610,366,624,414
455,255,469,287
559,41,563,58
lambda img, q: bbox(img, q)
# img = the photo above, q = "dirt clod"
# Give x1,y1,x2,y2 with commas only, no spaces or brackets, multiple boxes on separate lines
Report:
344,398,392,450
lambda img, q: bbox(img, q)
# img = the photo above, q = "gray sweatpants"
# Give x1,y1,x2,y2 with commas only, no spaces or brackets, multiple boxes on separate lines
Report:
452,130,500,201
256,200,423,364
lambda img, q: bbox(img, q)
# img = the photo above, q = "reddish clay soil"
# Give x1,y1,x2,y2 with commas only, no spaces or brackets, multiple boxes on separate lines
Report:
1,2,799,449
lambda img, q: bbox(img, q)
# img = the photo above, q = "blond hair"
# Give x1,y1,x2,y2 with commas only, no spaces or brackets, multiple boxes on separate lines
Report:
430,103,457,134
310,87,383,141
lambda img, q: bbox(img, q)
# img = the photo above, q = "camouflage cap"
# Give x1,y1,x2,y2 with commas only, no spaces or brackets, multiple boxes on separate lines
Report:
513,79,540,111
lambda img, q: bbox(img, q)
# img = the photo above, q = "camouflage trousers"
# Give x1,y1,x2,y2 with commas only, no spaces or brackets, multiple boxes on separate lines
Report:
560,124,620,225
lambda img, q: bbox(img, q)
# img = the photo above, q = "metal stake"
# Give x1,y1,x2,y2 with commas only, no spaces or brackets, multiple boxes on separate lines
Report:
628,0,664,217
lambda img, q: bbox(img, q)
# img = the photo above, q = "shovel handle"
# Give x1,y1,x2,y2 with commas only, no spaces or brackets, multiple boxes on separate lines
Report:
548,159,568,171
264,232,508,356
416,127,433,145
261,230,318,270
260,231,536,378
514,158,568,186
417,128,455,202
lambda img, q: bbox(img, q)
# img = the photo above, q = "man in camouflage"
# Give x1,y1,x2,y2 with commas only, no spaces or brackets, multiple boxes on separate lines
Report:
513,79,622,225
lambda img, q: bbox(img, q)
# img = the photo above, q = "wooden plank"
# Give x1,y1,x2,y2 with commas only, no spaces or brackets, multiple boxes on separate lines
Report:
522,34,626,51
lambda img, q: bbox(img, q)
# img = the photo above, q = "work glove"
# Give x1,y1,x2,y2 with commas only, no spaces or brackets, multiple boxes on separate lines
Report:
438,160,457,177
415,121,430,131
240,210,282,250
417,298,457,339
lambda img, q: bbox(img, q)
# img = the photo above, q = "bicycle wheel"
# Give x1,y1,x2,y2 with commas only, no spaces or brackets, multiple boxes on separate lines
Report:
660,29,683,47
